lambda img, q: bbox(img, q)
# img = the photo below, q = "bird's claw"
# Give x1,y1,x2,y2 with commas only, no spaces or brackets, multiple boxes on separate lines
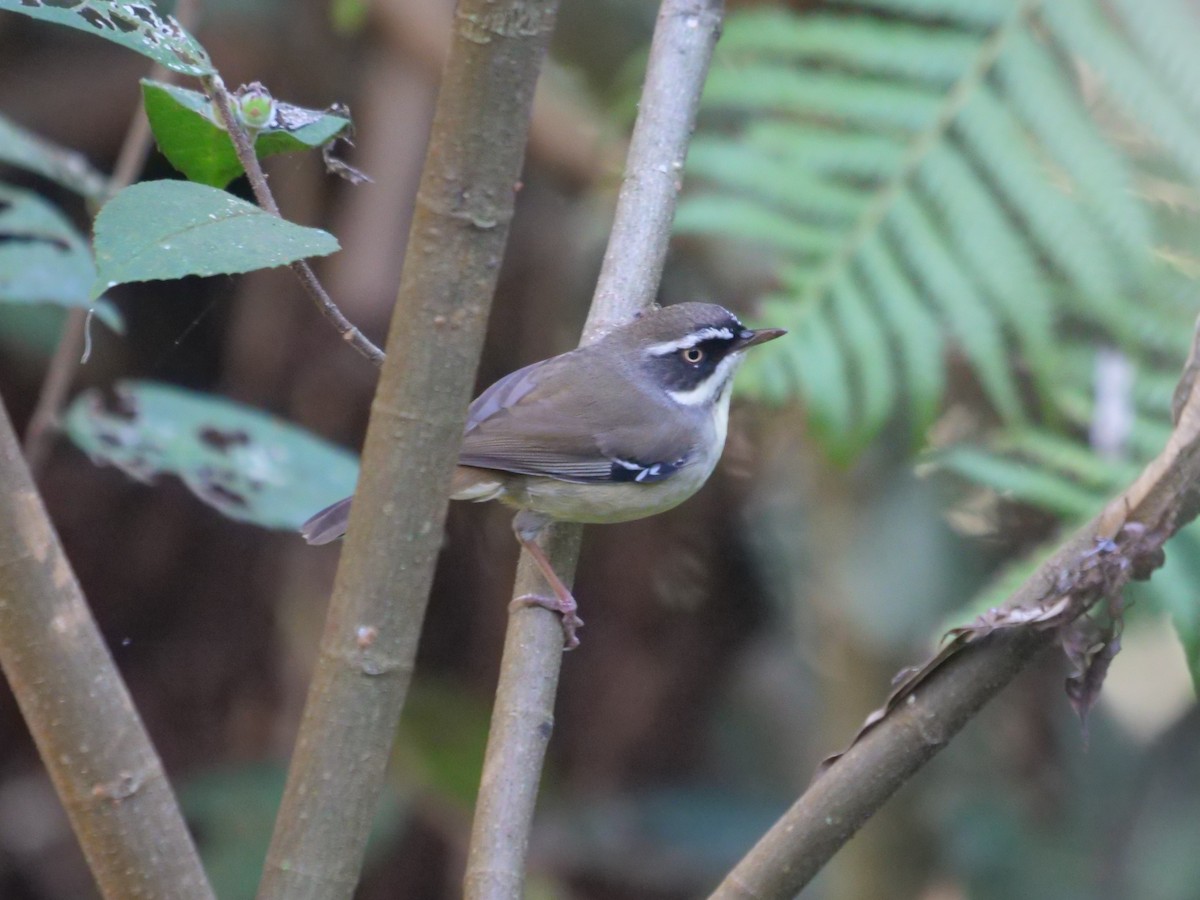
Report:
512,593,583,650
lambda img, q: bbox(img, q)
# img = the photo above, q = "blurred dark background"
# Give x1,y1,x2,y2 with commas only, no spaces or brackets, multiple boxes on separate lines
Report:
1,1,1198,898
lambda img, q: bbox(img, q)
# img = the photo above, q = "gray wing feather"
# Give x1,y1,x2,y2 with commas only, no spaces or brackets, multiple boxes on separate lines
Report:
459,350,697,484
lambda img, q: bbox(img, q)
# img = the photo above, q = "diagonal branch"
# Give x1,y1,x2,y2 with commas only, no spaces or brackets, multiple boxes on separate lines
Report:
462,3,725,897
708,320,1200,898
255,2,560,897
0,397,215,900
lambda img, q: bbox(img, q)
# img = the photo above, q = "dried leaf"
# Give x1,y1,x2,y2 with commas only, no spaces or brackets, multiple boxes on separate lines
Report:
1062,617,1122,743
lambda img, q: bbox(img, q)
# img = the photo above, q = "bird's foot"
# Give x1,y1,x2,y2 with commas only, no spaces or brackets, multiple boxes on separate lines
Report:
511,593,584,650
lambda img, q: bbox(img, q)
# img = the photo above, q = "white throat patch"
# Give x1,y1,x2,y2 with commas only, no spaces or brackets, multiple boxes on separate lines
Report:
645,326,735,357
666,353,742,407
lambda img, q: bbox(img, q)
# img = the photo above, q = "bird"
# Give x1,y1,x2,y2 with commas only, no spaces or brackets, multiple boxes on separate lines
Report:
301,302,785,648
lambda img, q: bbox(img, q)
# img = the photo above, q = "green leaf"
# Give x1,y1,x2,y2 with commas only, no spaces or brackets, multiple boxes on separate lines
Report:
394,679,495,810
885,192,1023,422
787,306,855,455
0,112,108,200
719,11,981,84
702,66,943,133
1042,0,1200,191
179,763,405,900
995,30,1153,258
916,142,1057,399
744,122,905,180
855,234,944,438
92,180,339,294
686,139,866,224
0,0,213,76
674,194,840,259
0,185,120,326
64,380,359,530
934,446,1103,519
822,0,1009,28
1152,528,1200,692
142,80,353,188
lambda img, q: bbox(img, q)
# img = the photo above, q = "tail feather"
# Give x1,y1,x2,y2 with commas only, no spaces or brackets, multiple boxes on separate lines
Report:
300,496,353,545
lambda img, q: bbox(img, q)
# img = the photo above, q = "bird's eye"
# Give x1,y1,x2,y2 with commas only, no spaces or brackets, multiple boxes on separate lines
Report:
681,347,704,364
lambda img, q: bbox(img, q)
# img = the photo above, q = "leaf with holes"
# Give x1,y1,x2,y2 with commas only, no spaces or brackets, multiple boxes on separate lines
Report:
0,185,120,328
0,0,213,75
0,112,109,200
92,180,339,295
142,80,354,188
64,381,359,529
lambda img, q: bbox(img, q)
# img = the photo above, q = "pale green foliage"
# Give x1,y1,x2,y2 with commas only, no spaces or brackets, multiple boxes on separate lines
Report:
681,0,1200,452
680,0,1200,679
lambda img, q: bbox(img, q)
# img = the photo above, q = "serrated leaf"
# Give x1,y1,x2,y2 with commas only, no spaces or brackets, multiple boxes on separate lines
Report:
0,0,213,76
0,185,120,326
142,80,352,188
0,112,108,200
92,180,339,294
64,380,359,529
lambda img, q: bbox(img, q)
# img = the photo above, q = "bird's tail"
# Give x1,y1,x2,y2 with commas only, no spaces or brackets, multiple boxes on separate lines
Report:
300,496,353,545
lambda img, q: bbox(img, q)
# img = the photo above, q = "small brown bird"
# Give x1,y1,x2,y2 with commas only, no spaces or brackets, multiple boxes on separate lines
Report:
302,302,785,647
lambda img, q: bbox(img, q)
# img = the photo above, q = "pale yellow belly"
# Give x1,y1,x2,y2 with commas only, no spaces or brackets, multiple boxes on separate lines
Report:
497,461,714,524
450,451,718,524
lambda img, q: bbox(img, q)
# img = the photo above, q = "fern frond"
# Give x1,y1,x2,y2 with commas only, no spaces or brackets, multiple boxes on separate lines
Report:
1041,0,1200,190
701,67,942,133
994,429,1142,490
886,192,1023,421
915,142,1056,398
994,30,1153,257
827,268,896,445
954,85,1126,298
685,140,865,223
935,447,1103,518
1108,0,1200,126
782,303,855,448
673,194,840,259
719,11,980,84
684,0,1200,477
822,0,1010,29
855,234,945,436
743,123,905,179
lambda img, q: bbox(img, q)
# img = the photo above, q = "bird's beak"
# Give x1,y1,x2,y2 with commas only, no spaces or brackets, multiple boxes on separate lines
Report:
736,327,787,349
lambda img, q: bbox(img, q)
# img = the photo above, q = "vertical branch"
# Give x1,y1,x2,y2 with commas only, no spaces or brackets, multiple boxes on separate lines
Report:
462,3,725,897
0,398,215,900
255,2,560,898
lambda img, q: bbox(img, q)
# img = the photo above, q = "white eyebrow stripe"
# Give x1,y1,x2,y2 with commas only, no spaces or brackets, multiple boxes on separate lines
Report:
645,326,736,357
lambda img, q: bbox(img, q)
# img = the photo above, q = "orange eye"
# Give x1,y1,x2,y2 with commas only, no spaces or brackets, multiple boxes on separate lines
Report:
681,347,704,364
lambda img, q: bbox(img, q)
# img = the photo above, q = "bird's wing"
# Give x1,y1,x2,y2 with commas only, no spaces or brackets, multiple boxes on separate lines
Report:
459,352,694,484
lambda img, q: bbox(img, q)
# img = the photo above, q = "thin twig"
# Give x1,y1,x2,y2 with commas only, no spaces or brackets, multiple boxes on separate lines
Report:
204,77,386,367
0,398,216,900
461,3,725,897
708,322,1200,898
21,309,88,474
21,0,201,475
255,3,559,897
